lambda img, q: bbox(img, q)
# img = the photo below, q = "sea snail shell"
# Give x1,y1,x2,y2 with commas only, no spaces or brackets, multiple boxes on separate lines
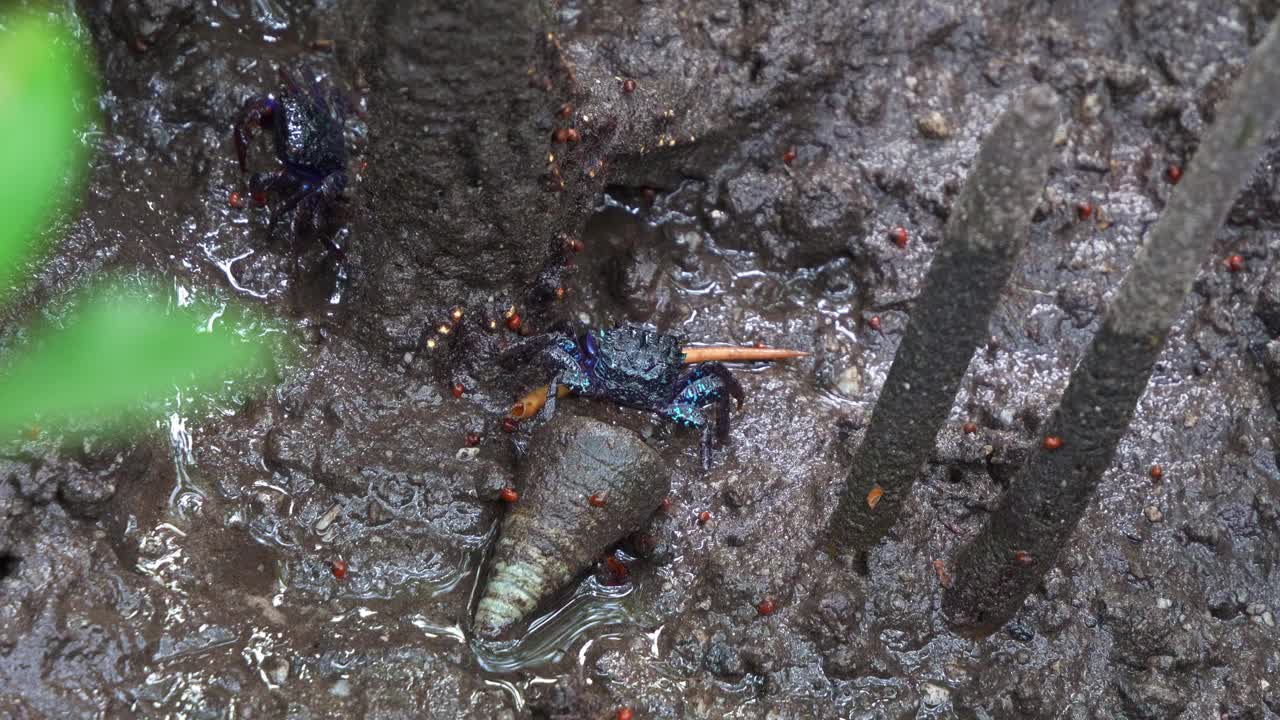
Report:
474,414,670,640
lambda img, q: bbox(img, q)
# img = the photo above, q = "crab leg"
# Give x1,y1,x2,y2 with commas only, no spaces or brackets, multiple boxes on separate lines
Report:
507,344,807,419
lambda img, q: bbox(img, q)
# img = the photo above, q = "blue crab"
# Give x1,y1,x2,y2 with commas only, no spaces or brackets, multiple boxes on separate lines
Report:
501,324,747,464
234,68,349,252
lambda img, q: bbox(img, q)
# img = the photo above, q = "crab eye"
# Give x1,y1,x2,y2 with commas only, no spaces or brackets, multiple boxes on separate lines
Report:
583,332,599,358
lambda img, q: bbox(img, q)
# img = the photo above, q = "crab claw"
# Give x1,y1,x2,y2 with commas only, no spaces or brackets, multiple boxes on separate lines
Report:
510,384,571,420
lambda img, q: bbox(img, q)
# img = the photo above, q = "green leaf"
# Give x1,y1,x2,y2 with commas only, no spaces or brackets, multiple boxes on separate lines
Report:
0,13,93,298
0,282,276,434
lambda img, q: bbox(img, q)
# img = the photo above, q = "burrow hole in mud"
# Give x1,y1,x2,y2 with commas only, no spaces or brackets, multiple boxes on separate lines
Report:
0,554,20,580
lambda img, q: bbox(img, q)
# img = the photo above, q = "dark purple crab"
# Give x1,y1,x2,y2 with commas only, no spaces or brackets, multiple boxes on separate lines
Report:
501,324,745,466
234,68,348,253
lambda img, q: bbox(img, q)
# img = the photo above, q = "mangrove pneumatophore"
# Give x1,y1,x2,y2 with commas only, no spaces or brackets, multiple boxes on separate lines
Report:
944,14,1280,637
826,85,1060,559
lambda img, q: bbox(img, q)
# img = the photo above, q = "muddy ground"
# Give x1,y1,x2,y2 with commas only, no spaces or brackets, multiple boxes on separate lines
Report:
2,0,1279,717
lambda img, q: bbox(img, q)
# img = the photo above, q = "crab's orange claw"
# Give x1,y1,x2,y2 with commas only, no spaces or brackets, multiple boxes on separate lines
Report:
681,346,809,364
510,384,571,419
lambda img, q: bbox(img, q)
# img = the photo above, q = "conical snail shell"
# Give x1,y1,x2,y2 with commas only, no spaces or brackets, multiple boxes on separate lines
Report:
474,414,670,640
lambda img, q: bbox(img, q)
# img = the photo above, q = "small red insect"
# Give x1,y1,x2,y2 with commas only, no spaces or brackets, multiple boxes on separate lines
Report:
757,597,777,616
617,709,634,720
555,286,566,301
451,383,465,399
506,313,523,332
228,191,246,209
1042,435,1063,451
782,147,796,165
552,127,580,143
465,432,481,447
1166,164,1182,184
698,510,712,524
1149,464,1163,481
1225,254,1245,273
868,316,882,331
660,497,673,512
890,226,908,248
589,493,608,508
331,559,348,580
961,421,977,434
566,236,585,253
1075,202,1093,221
1013,551,1034,567
621,78,637,94
501,417,519,433
500,487,519,503
251,191,268,207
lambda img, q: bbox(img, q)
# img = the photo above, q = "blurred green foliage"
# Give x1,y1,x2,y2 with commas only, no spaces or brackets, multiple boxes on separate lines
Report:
0,12,90,295
0,13,275,435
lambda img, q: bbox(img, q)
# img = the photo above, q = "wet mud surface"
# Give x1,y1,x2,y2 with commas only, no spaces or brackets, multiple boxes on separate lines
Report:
2,0,1280,717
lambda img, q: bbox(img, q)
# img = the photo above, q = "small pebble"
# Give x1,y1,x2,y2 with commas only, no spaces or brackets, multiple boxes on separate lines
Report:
1144,506,1163,523
917,110,952,139
919,682,950,708
1246,602,1265,616
1156,597,1172,609
314,503,342,533
455,447,480,461
1264,611,1275,627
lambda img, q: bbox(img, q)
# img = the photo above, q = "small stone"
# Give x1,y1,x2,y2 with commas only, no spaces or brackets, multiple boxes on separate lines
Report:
330,678,351,697
455,447,480,461
314,503,342,533
1156,597,1172,610
263,655,290,686
1144,506,1163,523
1246,602,1265,616
917,111,952,139
1264,611,1275,627
919,682,950,708
835,366,862,397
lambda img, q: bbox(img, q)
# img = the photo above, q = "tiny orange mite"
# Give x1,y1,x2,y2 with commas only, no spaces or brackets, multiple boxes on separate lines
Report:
962,421,977,434
782,147,796,165
589,493,607,507
890,226,908,248
1149,464,1163,481
501,417,519,433
1226,254,1245,273
331,559,348,580
866,485,883,509
698,510,711,524
506,313,523,332
1166,164,1182,184
1042,435,1063,450
1013,550,1034,567
757,598,777,616
621,78,636,94
617,709,634,720
228,191,245,209
1076,202,1093,220
500,487,519,503
465,432,481,447
868,316,882,331
451,383,465,399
